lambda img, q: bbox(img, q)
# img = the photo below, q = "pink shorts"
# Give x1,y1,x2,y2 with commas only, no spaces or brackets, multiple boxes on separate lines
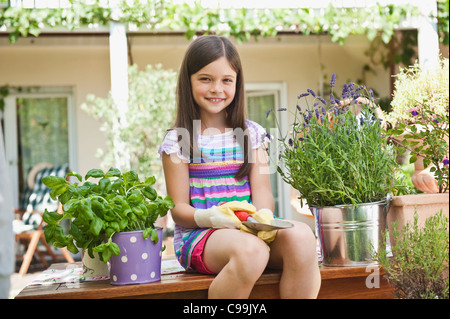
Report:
190,229,216,275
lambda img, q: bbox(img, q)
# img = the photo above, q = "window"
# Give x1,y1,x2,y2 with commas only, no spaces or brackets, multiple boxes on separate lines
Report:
2,87,76,207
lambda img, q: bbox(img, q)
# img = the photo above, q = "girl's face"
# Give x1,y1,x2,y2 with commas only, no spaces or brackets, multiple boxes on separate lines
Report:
190,56,237,120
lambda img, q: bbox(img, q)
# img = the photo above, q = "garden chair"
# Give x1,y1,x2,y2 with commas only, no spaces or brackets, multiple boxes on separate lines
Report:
14,163,74,276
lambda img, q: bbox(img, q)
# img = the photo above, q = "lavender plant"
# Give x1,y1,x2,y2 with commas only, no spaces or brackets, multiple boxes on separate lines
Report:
269,74,399,207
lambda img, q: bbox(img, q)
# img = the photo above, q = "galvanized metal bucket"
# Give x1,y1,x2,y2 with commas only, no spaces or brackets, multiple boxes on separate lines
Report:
311,198,391,267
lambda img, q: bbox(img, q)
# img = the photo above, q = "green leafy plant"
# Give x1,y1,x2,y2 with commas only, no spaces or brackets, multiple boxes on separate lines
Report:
373,210,449,299
386,58,449,193
269,74,399,207
437,0,449,45
42,167,174,263
389,100,449,193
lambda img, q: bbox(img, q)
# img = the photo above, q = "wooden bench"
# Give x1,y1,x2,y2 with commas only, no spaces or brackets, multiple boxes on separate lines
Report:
15,261,394,299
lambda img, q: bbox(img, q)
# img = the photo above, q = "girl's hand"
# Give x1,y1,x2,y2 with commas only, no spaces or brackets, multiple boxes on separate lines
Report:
194,206,239,229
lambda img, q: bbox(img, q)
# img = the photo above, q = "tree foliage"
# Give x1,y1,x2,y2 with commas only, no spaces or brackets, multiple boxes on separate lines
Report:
81,64,177,195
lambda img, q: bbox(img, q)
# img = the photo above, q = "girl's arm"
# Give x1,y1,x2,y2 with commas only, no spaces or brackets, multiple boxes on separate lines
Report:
249,145,274,212
162,153,197,228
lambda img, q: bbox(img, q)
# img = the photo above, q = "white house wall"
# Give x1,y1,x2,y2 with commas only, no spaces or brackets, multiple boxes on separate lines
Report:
1,33,391,177
0,35,111,175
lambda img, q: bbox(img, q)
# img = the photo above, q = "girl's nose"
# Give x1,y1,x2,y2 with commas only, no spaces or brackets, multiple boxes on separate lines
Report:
210,81,223,93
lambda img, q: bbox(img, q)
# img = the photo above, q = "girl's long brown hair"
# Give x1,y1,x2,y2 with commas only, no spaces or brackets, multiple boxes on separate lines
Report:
174,35,250,180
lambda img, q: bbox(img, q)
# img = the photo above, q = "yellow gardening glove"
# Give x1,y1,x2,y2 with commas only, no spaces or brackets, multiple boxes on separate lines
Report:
252,208,274,224
219,201,257,214
216,201,278,245
194,201,256,229
250,209,277,244
216,201,256,227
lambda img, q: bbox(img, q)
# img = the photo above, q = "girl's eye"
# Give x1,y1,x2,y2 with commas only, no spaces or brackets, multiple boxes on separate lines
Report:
200,77,211,82
224,78,233,83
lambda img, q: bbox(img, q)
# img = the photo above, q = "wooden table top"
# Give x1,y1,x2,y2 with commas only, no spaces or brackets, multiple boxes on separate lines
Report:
15,260,388,299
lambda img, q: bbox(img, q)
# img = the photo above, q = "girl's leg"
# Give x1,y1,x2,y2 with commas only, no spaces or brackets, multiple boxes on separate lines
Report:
202,228,270,299
268,220,321,299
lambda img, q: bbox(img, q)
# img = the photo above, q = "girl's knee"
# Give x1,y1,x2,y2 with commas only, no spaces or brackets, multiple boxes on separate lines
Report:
230,236,269,280
234,236,269,264
277,221,314,245
275,221,317,261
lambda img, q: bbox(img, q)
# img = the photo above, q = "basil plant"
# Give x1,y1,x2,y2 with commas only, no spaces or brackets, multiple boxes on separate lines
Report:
42,167,174,262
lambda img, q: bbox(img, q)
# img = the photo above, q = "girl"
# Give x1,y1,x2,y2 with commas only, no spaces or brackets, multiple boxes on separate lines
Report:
159,35,321,298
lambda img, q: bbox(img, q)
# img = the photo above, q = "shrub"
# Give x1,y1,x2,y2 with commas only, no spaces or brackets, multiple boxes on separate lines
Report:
374,210,449,299
82,64,177,194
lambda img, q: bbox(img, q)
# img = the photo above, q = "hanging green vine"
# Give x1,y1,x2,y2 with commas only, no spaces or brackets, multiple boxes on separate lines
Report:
0,0,448,76
0,0,428,45
0,85,9,112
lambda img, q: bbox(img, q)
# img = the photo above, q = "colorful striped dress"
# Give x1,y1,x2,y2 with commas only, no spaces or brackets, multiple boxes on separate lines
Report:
158,120,270,271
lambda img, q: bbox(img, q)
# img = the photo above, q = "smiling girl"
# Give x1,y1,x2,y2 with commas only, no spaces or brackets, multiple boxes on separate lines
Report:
159,35,321,298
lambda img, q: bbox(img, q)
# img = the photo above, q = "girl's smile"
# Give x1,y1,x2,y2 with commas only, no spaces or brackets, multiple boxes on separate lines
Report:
205,98,226,103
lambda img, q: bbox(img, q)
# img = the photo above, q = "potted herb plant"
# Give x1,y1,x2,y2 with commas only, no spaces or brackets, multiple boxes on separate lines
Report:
386,57,449,233
42,167,174,285
386,57,448,193
268,75,399,266
373,210,449,299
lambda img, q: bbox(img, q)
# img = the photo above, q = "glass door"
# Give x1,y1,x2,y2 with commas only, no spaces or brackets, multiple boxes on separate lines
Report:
246,84,290,218
2,88,75,207
17,97,69,193
247,91,280,215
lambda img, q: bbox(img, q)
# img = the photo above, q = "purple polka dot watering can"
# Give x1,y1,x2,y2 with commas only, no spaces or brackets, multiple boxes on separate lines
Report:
109,228,163,285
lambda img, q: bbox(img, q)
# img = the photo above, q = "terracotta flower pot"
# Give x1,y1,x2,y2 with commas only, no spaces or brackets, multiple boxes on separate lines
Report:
386,193,449,247
411,156,441,193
